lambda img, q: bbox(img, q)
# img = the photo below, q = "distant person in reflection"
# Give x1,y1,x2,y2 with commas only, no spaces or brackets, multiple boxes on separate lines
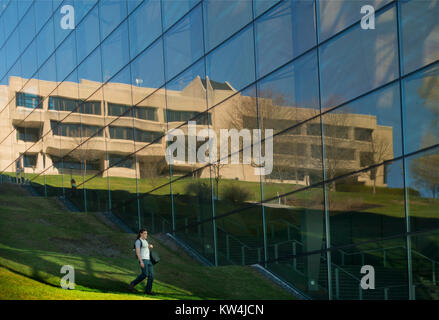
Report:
129,229,155,295
70,178,77,191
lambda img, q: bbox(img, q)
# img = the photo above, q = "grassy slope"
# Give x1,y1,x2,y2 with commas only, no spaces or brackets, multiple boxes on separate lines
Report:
0,183,293,300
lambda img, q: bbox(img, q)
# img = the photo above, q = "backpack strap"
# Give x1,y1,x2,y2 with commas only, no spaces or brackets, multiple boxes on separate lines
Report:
134,239,143,249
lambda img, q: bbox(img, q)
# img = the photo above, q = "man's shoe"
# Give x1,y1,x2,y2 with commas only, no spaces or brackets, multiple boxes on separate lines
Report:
129,283,135,292
145,291,157,296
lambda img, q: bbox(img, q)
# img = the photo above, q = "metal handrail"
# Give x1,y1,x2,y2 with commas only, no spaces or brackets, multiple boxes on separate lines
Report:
339,244,439,265
327,260,361,282
339,245,403,256
216,225,251,250
412,250,439,265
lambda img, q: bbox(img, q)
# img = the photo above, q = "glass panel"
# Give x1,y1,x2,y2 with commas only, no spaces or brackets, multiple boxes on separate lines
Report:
203,0,252,52
130,39,164,106
5,28,20,72
37,55,59,197
18,2,36,54
403,62,439,155
164,4,203,81
34,0,53,33
99,0,127,40
265,186,326,293
127,0,143,14
17,0,32,21
128,0,162,58
318,0,391,42
327,159,405,248
135,86,169,233
36,15,55,69
165,59,213,262
400,0,439,75
139,183,173,235
74,0,98,22
77,46,102,83
77,49,109,213
2,0,17,40
322,84,401,182
208,84,262,204
104,66,138,226
54,47,87,210
410,231,439,300
257,49,320,114
17,73,44,186
172,171,215,264
331,237,409,300
0,46,6,82
406,146,439,232
54,0,74,48
215,206,263,267
324,82,402,158
264,117,324,191
76,4,100,63
165,59,207,123
267,251,329,299
101,21,130,82
253,0,281,18
20,39,38,80
161,0,199,32
206,25,255,107
319,5,398,109
55,30,77,83
255,0,316,78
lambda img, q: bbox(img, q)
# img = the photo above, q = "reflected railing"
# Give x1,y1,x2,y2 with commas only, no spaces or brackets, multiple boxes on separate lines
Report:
337,245,438,286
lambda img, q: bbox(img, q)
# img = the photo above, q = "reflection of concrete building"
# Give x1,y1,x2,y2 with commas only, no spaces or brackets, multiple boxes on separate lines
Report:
1,76,393,187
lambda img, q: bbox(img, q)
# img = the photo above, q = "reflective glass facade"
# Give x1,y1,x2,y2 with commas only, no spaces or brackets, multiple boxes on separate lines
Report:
0,0,438,300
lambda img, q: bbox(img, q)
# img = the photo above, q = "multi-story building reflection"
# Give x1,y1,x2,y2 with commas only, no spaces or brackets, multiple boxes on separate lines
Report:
4,75,393,189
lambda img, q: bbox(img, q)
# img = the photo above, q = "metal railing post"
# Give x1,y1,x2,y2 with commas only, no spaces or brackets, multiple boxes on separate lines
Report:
433,262,436,285
292,241,297,270
384,288,389,300
335,268,340,300
359,284,363,300
274,244,279,264
226,234,230,261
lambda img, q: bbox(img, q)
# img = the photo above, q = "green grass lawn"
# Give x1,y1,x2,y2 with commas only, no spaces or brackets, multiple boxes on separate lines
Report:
5,171,297,201
7,171,437,220
0,183,293,300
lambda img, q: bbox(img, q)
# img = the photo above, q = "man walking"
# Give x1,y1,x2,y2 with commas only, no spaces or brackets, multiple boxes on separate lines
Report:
129,229,155,295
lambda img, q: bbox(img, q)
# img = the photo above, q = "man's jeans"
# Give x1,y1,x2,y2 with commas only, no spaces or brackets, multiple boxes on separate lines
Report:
131,259,154,293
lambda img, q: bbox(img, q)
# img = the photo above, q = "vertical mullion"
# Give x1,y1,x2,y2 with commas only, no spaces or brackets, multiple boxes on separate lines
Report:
314,0,332,300
160,0,175,235
251,0,268,269
125,0,141,231
96,1,112,213
395,0,413,300
200,1,218,267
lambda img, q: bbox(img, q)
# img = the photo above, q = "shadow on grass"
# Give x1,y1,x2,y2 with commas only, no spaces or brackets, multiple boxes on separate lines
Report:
0,245,200,299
